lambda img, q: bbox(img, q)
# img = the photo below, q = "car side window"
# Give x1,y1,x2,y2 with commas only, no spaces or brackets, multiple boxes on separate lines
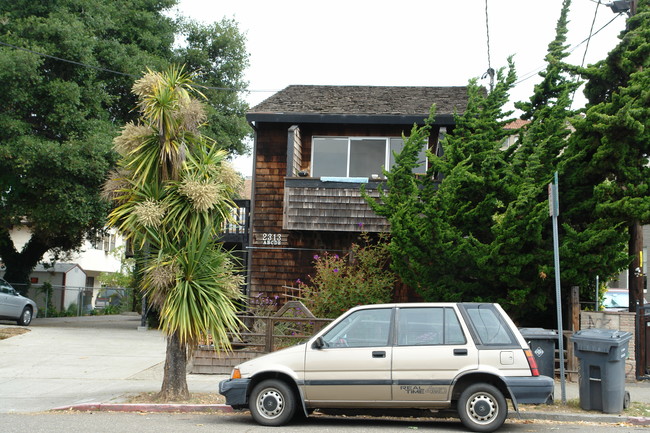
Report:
321,308,392,348
397,307,466,346
0,281,11,295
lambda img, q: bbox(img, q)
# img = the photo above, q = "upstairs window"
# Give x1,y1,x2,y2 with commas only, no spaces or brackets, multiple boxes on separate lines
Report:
311,136,427,178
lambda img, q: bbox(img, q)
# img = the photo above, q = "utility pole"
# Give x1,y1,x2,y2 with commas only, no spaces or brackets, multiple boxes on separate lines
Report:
612,0,645,313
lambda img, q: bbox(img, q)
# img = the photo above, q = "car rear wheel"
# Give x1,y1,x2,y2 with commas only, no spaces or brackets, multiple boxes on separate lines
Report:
458,383,507,432
17,306,33,326
250,379,297,426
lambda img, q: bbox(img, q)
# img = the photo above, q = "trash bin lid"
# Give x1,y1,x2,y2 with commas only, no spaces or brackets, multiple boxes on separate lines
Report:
570,328,632,351
519,327,559,339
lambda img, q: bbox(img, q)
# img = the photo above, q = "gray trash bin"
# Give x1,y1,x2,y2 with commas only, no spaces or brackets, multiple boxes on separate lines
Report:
570,328,632,413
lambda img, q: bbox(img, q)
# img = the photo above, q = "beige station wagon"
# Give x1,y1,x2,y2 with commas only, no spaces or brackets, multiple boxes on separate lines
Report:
219,303,553,432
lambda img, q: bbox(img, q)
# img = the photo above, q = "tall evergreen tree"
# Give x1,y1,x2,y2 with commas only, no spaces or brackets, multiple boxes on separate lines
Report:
562,0,650,309
365,61,520,312
366,0,631,325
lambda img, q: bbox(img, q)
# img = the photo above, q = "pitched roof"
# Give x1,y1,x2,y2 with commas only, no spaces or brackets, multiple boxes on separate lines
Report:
504,119,530,130
247,85,469,125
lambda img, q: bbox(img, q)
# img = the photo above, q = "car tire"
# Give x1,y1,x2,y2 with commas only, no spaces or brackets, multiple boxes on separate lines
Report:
17,306,33,326
250,379,297,426
458,383,507,432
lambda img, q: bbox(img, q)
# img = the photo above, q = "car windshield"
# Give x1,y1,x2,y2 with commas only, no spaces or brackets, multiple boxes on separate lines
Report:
603,291,628,308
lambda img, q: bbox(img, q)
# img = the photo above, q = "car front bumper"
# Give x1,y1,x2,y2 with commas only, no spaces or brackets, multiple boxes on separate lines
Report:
219,378,250,408
504,375,554,404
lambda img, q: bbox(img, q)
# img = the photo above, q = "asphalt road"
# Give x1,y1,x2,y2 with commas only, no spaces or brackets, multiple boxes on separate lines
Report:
0,412,648,433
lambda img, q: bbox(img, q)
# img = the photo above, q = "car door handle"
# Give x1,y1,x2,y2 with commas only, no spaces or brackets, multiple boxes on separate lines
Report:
372,351,386,358
454,349,468,356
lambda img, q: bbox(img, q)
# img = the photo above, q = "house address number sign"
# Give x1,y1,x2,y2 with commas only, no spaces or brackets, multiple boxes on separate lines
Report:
254,232,288,246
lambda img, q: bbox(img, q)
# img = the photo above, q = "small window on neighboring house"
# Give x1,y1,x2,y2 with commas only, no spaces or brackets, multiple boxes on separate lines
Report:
102,234,116,252
90,234,102,250
91,232,116,252
312,136,428,178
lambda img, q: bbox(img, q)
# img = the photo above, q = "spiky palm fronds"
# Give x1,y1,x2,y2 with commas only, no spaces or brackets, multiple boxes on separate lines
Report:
143,229,244,348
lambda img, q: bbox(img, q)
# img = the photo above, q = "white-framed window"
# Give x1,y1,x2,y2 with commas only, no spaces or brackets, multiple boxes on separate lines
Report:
90,232,117,253
311,136,427,178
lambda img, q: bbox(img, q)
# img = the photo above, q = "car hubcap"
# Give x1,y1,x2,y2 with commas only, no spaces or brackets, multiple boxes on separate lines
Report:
23,310,31,323
467,392,497,424
257,389,283,419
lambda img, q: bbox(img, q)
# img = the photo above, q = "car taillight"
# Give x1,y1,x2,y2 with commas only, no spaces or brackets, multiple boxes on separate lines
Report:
524,349,540,376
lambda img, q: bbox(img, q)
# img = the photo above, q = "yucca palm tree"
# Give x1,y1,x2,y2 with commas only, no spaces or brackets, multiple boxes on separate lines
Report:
105,65,244,399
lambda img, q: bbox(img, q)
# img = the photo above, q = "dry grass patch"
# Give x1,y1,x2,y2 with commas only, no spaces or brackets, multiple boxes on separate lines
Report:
125,392,225,405
520,399,650,417
0,327,30,340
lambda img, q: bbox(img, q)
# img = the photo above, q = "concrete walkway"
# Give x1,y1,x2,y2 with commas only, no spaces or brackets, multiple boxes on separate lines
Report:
0,314,226,413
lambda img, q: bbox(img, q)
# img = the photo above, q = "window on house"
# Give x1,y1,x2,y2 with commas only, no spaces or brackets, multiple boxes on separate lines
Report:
312,136,427,178
90,232,116,253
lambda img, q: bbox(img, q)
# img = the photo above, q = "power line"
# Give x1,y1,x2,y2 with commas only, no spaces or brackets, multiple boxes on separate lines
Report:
482,0,495,91
581,0,603,67
0,39,278,94
514,12,623,86
0,40,136,78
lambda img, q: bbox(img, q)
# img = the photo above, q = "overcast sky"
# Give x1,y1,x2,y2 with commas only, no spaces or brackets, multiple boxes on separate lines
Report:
174,0,629,175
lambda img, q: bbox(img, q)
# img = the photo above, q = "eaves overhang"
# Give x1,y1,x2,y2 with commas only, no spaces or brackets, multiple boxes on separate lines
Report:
246,112,455,126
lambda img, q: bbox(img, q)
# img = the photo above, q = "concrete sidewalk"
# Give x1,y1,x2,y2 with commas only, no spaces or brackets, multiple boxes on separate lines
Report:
0,314,226,413
2,314,650,424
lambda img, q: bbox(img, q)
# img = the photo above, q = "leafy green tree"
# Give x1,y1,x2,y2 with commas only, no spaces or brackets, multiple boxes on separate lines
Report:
0,0,250,292
562,0,650,310
106,66,243,399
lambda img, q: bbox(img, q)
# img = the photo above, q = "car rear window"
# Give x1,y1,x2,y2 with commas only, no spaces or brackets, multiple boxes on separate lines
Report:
462,304,517,346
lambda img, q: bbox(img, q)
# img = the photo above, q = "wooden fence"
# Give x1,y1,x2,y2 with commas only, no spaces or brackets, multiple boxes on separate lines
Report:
190,301,333,374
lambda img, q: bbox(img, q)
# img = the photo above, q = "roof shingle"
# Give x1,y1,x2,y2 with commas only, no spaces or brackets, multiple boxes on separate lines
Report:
249,85,469,117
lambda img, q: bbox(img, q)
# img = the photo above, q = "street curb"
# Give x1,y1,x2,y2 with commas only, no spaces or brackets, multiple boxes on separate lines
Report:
51,403,648,425
516,411,640,424
52,403,234,413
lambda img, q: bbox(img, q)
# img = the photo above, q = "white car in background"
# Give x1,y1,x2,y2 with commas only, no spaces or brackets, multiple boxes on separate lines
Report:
0,278,38,326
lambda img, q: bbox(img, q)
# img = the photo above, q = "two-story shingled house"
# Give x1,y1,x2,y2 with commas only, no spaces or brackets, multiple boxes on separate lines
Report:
245,85,470,300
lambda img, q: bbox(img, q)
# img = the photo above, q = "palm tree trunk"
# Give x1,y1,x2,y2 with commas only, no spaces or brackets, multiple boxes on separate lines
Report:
159,330,190,400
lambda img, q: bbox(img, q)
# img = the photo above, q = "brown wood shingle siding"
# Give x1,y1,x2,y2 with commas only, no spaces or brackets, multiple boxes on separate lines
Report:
284,181,389,232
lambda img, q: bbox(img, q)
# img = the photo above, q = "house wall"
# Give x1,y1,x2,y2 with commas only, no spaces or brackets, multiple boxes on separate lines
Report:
249,121,440,300
7,227,125,290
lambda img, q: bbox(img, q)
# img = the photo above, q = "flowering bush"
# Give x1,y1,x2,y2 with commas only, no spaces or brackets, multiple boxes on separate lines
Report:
298,233,395,318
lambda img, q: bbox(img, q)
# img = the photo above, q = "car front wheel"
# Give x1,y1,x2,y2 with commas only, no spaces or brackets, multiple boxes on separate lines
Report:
249,379,297,426
458,383,507,432
17,306,33,326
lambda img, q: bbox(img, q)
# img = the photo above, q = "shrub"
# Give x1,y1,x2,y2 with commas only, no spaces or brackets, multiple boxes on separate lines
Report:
299,233,395,318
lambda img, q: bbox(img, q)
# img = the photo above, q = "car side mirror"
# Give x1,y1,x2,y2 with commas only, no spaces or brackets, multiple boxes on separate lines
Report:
312,337,325,350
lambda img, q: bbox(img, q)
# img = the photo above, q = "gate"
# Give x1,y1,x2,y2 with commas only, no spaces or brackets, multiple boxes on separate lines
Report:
636,304,650,379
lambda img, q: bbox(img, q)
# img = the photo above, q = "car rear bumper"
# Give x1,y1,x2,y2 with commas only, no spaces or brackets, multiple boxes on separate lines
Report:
504,375,554,404
219,378,250,408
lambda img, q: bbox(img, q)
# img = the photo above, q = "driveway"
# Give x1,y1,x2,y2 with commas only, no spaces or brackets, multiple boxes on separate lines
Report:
0,314,221,413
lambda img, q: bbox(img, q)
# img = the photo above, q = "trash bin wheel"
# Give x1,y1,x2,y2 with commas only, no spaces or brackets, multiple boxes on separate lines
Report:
624,391,630,410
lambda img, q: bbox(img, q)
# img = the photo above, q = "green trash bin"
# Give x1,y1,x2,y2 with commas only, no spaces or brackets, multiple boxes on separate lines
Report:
570,328,632,413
